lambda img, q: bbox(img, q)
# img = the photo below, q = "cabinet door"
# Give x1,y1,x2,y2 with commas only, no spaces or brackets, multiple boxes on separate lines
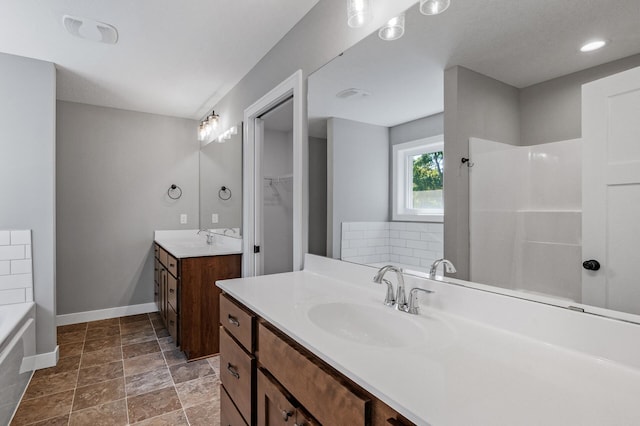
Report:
160,268,168,324
257,369,297,426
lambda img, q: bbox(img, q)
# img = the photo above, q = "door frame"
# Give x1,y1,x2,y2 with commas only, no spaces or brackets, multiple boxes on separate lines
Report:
242,70,308,277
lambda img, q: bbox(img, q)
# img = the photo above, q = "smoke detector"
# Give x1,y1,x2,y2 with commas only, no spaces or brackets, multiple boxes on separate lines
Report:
336,88,371,99
62,15,118,44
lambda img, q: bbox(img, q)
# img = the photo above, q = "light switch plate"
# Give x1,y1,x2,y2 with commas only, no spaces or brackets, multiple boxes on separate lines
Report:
180,214,187,224
212,213,219,224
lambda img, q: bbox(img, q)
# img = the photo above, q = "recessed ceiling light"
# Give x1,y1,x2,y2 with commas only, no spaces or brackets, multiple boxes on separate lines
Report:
580,40,607,53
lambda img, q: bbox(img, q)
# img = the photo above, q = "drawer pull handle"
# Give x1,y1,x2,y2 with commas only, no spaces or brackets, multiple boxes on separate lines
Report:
169,263,175,267
169,289,175,294
282,410,293,421
226,363,240,379
227,315,240,327
169,320,175,326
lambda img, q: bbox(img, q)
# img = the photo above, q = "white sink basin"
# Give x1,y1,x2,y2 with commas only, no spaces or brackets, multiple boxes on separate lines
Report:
307,302,428,347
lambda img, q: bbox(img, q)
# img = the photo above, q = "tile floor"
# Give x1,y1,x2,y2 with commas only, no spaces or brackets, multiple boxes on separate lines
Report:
11,313,221,426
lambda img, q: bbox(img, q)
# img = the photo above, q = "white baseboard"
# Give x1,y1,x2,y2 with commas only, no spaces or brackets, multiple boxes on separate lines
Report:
56,302,158,326
22,345,59,370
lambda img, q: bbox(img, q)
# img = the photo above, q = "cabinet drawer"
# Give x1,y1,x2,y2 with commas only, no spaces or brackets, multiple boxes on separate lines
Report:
154,258,160,284
159,247,168,269
167,273,178,312
221,384,248,426
258,323,369,426
220,294,255,352
154,244,159,259
167,305,178,343
166,253,178,277
220,327,254,424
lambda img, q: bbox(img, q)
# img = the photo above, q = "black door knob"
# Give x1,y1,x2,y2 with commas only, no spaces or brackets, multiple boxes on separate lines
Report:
583,260,601,271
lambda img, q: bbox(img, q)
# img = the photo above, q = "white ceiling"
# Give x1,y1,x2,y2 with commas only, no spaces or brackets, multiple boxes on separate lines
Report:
0,0,318,119
309,0,640,138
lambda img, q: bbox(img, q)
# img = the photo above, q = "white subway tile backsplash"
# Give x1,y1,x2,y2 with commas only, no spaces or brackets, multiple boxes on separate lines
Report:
25,245,32,259
406,240,428,250
365,230,387,239
0,261,9,276
357,247,377,256
366,238,388,247
341,248,358,258
389,238,406,247
0,231,9,246
342,223,350,232
350,239,368,249
392,246,413,257
344,231,364,240
428,242,443,251
389,222,406,231
10,230,31,245
0,273,32,290
341,241,350,250
0,245,26,261
389,230,400,239
10,259,32,275
376,246,391,255
405,223,430,232
428,223,444,233
0,288,26,305
399,231,421,241
25,288,33,302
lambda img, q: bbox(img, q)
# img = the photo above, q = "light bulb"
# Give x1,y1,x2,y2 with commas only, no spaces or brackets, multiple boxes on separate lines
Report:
207,112,218,129
419,0,450,15
347,0,372,28
230,126,238,135
378,13,405,41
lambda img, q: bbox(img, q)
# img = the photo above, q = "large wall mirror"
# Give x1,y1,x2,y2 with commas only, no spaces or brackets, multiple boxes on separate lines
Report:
199,123,243,235
308,0,640,320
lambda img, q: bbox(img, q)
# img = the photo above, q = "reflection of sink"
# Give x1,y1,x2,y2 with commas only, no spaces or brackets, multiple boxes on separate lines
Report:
307,302,427,347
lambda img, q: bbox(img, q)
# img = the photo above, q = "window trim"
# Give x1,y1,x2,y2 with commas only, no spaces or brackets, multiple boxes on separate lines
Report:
392,135,444,223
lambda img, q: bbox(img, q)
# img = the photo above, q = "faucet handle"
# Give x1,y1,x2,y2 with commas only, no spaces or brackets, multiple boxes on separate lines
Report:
407,287,435,315
381,279,396,306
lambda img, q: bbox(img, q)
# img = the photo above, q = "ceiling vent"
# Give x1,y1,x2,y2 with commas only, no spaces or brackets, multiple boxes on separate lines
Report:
336,88,371,99
62,15,118,44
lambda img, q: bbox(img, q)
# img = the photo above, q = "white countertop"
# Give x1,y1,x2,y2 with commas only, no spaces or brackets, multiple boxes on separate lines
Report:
154,229,242,258
217,255,640,426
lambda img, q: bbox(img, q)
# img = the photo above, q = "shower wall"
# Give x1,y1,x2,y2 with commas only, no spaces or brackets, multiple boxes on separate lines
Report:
469,137,582,301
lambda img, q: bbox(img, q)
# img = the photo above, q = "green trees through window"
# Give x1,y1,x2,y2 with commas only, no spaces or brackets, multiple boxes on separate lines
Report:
412,151,443,191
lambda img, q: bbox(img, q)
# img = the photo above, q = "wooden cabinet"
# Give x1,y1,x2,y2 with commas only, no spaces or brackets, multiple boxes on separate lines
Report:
219,293,415,426
154,243,241,360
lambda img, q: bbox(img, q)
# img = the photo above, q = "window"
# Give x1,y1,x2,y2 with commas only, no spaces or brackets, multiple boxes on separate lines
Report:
392,135,444,222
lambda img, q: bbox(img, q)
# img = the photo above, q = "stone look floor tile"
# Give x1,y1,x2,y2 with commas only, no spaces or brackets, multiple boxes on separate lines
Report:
83,335,122,352
22,370,78,400
11,390,74,425
123,352,167,377
57,330,86,345
208,355,221,377
158,337,177,352
163,348,187,366
125,367,173,397
77,360,124,387
155,328,170,338
59,341,84,359
122,340,161,359
184,400,221,426
150,318,164,330
33,354,81,378
28,414,71,425
69,398,128,426
121,328,157,346
86,318,120,329
72,377,125,411
57,323,87,334
120,313,150,324
130,409,189,425
81,346,123,368
175,375,220,409
85,325,121,340
120,321,154,336
169,359,213,384
127,386,183,423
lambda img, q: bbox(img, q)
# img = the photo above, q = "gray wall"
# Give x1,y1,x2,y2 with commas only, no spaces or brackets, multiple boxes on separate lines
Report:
443,66,520,279
308,137,327,256
520,53,640,146
56,101,198,314
327,118,389,258
199,126,243,230
0,53,56,355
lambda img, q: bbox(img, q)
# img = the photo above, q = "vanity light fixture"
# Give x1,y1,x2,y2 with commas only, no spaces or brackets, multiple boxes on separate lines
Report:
378,13,405,41
347,0,373,28
580,40,607,52
419,0,451,15
217,126,238,143
198,110,220,141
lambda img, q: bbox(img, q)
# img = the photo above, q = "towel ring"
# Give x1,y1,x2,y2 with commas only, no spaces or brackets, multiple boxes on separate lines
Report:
218,186,232,201
168,184,182,200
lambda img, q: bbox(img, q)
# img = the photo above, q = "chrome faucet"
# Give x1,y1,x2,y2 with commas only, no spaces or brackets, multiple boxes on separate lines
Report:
372,265,407,310
197,229,215,245
407,288,435,315
429,258,456,279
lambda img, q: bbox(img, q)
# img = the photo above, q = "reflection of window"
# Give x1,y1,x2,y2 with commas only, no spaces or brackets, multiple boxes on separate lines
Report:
392,135,444,222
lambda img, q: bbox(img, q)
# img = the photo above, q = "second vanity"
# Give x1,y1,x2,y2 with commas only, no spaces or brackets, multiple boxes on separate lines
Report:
217,254,640,425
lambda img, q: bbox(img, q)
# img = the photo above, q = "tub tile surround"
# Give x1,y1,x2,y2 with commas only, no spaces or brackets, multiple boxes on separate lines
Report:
0,230,33,305
218,254,640,425
11,312,222,426
341,221,443,271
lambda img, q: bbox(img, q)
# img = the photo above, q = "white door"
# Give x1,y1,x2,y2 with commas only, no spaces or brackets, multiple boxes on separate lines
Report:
582,66,640,314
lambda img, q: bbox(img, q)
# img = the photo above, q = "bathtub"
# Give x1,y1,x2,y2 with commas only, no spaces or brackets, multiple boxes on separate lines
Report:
0,302,36,425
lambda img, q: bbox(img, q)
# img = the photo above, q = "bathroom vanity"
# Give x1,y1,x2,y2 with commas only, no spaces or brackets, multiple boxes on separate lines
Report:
154,230,242,360
217,254,640,425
